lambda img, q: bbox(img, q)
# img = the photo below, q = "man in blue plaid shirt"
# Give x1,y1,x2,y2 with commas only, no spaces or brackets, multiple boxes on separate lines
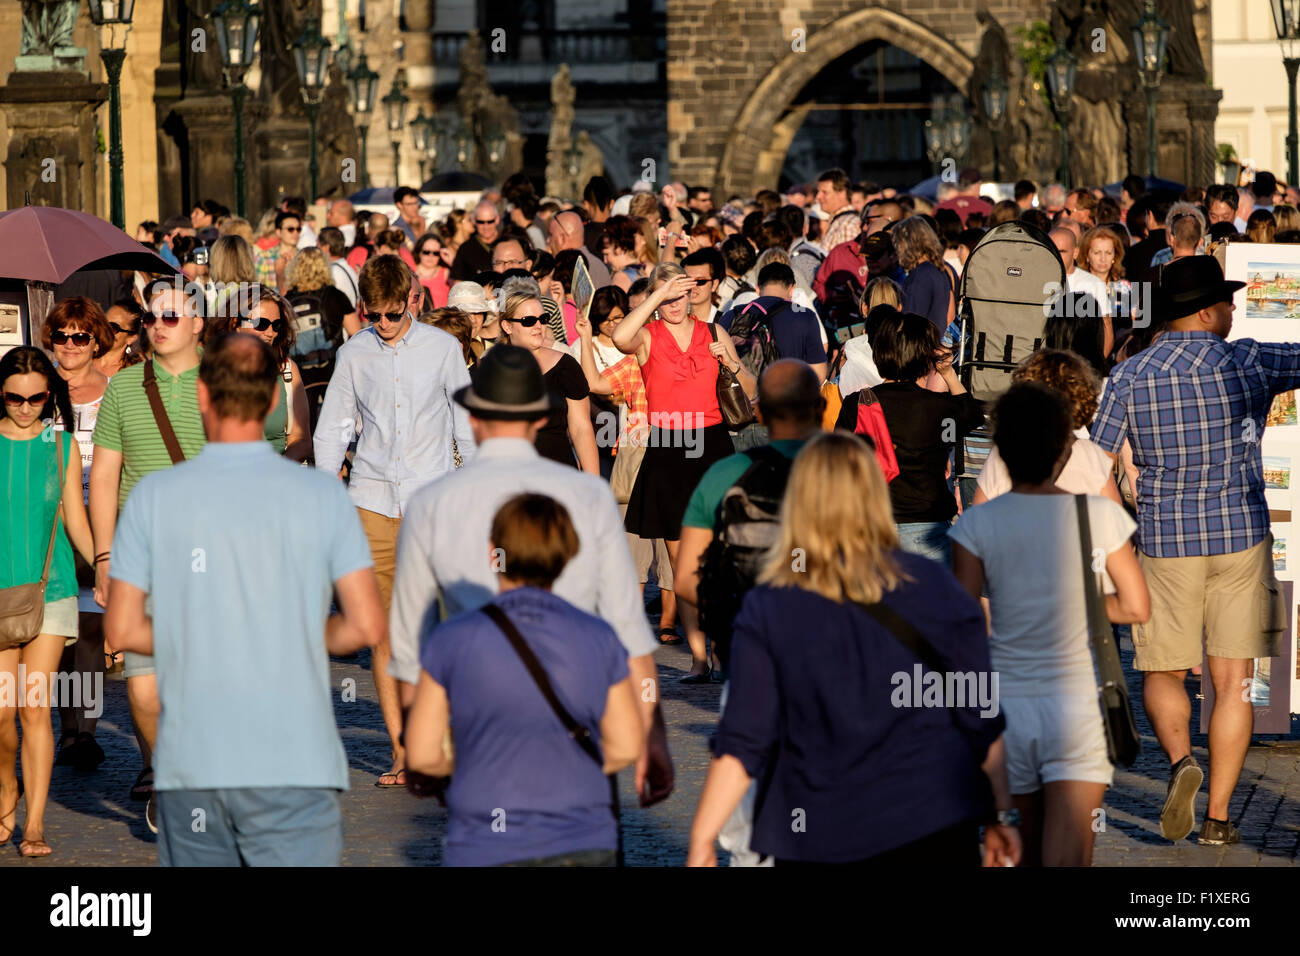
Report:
1092,256,1292,849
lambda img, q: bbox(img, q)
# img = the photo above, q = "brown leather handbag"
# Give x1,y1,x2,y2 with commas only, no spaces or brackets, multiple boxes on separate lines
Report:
0,433,66,650
708,323,755,428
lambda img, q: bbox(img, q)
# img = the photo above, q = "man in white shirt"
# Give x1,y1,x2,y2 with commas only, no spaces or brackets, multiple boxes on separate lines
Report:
326,199,357,247
318,227,359,307
1051,227,1108,311
389,345,674,807
313,254,475,787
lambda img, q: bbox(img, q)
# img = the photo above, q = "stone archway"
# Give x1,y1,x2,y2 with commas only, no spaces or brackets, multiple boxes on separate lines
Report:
716,7,975,195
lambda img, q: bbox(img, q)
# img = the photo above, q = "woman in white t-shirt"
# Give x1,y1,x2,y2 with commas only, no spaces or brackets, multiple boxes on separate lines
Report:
45,297,113,773
951,382,1149,867
974,349,1123,506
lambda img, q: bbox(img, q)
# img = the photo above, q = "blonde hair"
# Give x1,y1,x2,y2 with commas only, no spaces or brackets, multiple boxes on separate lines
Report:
629,193,659,221
890,216,945,272
648,261,685,293
500,293,544,344
633,215,659,267
286,247,331,292
254,209,278,240
218,216,254,242
864,276,901,310
758,432,907,604
209,235,255,285
1274,204,1300,233
1077,226,1125,283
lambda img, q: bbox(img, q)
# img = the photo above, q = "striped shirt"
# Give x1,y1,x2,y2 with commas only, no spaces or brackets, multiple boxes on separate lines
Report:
1091,331,1300,557
91,358,206,509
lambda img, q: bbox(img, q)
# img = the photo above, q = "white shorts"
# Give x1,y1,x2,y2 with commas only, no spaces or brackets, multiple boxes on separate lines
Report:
1002,694,1113,794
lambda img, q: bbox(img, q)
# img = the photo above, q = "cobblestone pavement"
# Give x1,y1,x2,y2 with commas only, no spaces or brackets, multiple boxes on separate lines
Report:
1,619,1296,867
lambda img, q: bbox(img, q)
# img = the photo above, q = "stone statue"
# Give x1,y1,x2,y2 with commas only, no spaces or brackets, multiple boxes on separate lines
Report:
258,0,318,118
20,0,78,56
968,6,1013,178
575,130,604,193
183,0,227,94
18,0,84,71
456,29,524,179
546,64,575,197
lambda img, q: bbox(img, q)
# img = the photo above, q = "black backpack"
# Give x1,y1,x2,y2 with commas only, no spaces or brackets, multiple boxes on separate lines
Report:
287,290,343,436
697,446,793,674
727,299,784,379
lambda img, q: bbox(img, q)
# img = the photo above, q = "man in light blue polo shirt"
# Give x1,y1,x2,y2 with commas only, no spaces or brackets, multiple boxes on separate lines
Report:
105,333,386,866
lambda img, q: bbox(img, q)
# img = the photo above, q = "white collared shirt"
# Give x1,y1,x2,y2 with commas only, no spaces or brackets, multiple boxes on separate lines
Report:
387,437,658,684
313,320,476,518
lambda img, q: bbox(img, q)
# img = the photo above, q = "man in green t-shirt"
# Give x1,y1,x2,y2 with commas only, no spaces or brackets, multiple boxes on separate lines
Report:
675,359,822,868
90,278,206,833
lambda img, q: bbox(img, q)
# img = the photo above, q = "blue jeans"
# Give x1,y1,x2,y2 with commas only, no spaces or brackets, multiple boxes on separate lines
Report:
158,787,343,866
896,521,952,566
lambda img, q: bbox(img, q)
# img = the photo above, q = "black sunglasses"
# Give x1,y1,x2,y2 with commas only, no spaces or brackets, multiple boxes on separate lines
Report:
142,312,183,327
4,390,49,408
692,278,712,286
475,218,498,225
238,314,284,333
363,310,406,323
52,330,93,346
508,315,543,327
109,322,139,336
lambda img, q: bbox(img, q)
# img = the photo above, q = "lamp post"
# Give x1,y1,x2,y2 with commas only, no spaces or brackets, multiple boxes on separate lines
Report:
982,68,1008,182
1132,0,1170,178
382,78,409,187
946,93,971,169
292,16,331,202
88,0,135,231
1272,0,1300,185
924,96,946,175
212,0,261,218
346,51,379,190
410,107,432,183
1045,41,1078,188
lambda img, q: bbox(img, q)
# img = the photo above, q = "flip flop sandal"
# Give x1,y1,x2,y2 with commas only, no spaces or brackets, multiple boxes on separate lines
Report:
657,628,684,646
0,779,21,844
19,838,51,858
129,767,154,802
375,769,407,788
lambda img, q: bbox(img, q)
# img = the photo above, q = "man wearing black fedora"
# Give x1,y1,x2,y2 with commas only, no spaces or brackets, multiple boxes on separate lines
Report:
387,345,674,809
1092,256,1297,847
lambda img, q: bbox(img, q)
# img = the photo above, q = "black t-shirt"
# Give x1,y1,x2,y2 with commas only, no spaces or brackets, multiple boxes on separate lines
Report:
535,352,590,468
450,235,494,281
836,382,984,522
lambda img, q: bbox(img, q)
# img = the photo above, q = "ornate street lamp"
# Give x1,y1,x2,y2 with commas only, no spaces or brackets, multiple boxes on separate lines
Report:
212,0,261,218
1272,0,1300,184
1045,41,1078,188
1132,0,1170,178
982,68,1008,182
454,127,473,169
410,107,435,182
292,16,331,202
346,51,379,190
88,0,135,230
946,93,972,168
382,78,409,186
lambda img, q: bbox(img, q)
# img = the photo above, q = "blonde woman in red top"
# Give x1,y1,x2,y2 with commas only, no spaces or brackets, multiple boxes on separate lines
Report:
614,262,754,681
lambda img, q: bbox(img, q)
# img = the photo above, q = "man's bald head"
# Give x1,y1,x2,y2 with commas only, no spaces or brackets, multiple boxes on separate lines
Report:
1050,228,1077,270
548,210,585,253
327,199,355,225
758,359,824,435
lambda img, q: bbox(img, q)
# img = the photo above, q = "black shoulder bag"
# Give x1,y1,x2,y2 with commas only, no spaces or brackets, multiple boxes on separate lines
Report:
1075,495,1141,767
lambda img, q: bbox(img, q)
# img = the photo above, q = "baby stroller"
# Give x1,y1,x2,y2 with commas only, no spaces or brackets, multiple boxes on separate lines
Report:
953,221,1065,489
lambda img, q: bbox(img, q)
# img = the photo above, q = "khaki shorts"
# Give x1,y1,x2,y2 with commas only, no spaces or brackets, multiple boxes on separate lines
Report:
1132,536,1284,672
619,504,673,589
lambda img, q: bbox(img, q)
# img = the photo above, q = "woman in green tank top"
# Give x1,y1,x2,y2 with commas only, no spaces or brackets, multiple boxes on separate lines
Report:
212,284,312,460
0,348,95,858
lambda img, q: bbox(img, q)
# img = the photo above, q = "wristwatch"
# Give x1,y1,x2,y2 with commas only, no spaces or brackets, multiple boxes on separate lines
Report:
992,808,1021,828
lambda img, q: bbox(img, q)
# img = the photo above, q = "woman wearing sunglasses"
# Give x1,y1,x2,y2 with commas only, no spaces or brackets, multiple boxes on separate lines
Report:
499,292,599,473
98,298,147,379
414,232,451,309
43,299,115,772
208,284,312,462
0,347,96,857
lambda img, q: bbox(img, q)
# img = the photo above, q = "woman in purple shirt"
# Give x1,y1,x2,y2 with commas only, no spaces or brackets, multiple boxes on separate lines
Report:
404,494,643,866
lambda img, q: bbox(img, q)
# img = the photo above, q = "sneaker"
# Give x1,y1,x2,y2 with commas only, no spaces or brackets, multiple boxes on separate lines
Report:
1198,817,1241,846
1160,756,1203,841
145,795,158,835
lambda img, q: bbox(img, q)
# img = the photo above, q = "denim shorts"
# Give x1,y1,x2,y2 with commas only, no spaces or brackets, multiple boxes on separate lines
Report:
896,521,952,566
41,596,79,643
123,594,156,678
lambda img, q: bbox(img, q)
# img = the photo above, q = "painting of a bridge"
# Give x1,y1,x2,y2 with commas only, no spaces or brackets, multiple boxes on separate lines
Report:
1246,263,1300,319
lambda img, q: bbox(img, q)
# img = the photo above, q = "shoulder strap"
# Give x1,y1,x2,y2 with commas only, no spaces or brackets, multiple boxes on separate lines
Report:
142,360,187,465
37,431,67,588
1076,495,1112,664
482,604,604,768
857,598,947,676
707,321,718,343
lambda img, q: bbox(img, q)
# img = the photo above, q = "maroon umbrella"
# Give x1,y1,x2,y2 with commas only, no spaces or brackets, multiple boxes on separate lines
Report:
0,206,177,283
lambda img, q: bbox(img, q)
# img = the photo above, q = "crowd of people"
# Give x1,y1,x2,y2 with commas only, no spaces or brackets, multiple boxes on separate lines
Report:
1,159,1297,866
